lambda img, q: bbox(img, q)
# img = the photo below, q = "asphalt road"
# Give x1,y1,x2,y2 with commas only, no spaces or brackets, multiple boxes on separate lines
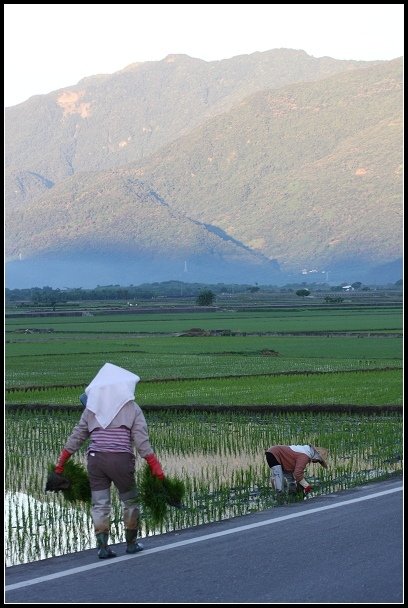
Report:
5,477,403,604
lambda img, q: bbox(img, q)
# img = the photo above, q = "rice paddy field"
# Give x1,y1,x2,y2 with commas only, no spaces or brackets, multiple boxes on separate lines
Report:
5,303,403,566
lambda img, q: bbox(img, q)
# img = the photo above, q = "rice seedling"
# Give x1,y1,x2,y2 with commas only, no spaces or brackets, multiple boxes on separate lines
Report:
5,305,402,566
45,460,92,504
5,408,401,567
139,464,185,527
5,368,402,407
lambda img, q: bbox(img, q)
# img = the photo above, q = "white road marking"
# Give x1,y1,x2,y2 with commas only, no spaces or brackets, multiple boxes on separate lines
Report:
5,486,402,592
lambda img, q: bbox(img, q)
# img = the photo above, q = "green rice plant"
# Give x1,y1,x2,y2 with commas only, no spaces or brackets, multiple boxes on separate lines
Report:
5,352,402,392
141,369,402,406
139,464,185,527
46,460,91,504
5,334,403,363
6,368,402,407
5,408,402,567
5,306,402,393
5,307,403,334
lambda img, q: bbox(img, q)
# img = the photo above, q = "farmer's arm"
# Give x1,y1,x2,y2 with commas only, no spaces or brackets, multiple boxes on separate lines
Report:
130,403,164,479
293,454,311,483
130,403,154,458
55,410,90,473
64,410,91,453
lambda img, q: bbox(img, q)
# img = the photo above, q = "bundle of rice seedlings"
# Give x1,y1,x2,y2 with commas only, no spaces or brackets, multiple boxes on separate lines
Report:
46,460,91,504
139,464,185,527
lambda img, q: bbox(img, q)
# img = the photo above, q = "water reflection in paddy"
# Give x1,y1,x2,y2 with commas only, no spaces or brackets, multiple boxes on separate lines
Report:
5,410,402,566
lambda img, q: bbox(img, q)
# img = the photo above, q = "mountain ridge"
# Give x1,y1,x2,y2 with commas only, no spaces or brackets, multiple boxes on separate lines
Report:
5,51,403,288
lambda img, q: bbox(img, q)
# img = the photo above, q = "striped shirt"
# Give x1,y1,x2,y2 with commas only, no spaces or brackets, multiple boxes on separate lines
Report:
64,401,153,459
88,426,133,454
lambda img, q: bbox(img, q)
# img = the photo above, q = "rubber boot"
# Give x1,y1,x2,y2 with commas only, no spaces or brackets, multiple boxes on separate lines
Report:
283,472,297,494
125,529,144,554
271,465,284,492
96,532,117,559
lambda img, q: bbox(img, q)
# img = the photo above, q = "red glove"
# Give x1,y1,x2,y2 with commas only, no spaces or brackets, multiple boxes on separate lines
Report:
145,453,165,480
303,485,313,494
55,449,72,474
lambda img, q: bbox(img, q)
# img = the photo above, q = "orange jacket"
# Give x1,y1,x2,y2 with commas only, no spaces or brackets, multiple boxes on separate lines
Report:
266,445,311,482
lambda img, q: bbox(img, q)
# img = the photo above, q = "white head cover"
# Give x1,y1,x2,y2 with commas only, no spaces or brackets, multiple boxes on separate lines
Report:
85,363,140,429
289,445,314,458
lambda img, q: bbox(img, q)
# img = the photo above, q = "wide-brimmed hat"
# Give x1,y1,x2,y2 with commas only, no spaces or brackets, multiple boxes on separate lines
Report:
313,446,328,468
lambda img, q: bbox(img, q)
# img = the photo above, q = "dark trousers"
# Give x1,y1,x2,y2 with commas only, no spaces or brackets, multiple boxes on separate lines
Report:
265,451,280,468
87,451,139,534
87,451,136,492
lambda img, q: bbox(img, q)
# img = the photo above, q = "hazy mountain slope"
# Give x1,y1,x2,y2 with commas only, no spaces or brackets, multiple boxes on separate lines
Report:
5,171,280,271
5,54,402,287
5,50,379,209
122,59,403,271
5,172,284,287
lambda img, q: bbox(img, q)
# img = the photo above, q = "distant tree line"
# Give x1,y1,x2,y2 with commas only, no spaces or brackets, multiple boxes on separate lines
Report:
5,282,243,305
5,279,402,306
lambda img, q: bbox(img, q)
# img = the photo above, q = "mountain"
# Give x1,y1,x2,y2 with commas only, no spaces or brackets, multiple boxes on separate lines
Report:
5,51,403,288
5,174,282,287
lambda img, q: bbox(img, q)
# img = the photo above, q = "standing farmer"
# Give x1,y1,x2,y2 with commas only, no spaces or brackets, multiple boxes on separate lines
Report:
265,444,328,495
53,362,165,559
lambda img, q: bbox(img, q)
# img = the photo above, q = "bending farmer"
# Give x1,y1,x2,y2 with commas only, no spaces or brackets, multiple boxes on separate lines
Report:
265,444,328,495
53,362,165,559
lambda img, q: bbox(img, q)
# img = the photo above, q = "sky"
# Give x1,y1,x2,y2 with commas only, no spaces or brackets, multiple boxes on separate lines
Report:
4,4,404,107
